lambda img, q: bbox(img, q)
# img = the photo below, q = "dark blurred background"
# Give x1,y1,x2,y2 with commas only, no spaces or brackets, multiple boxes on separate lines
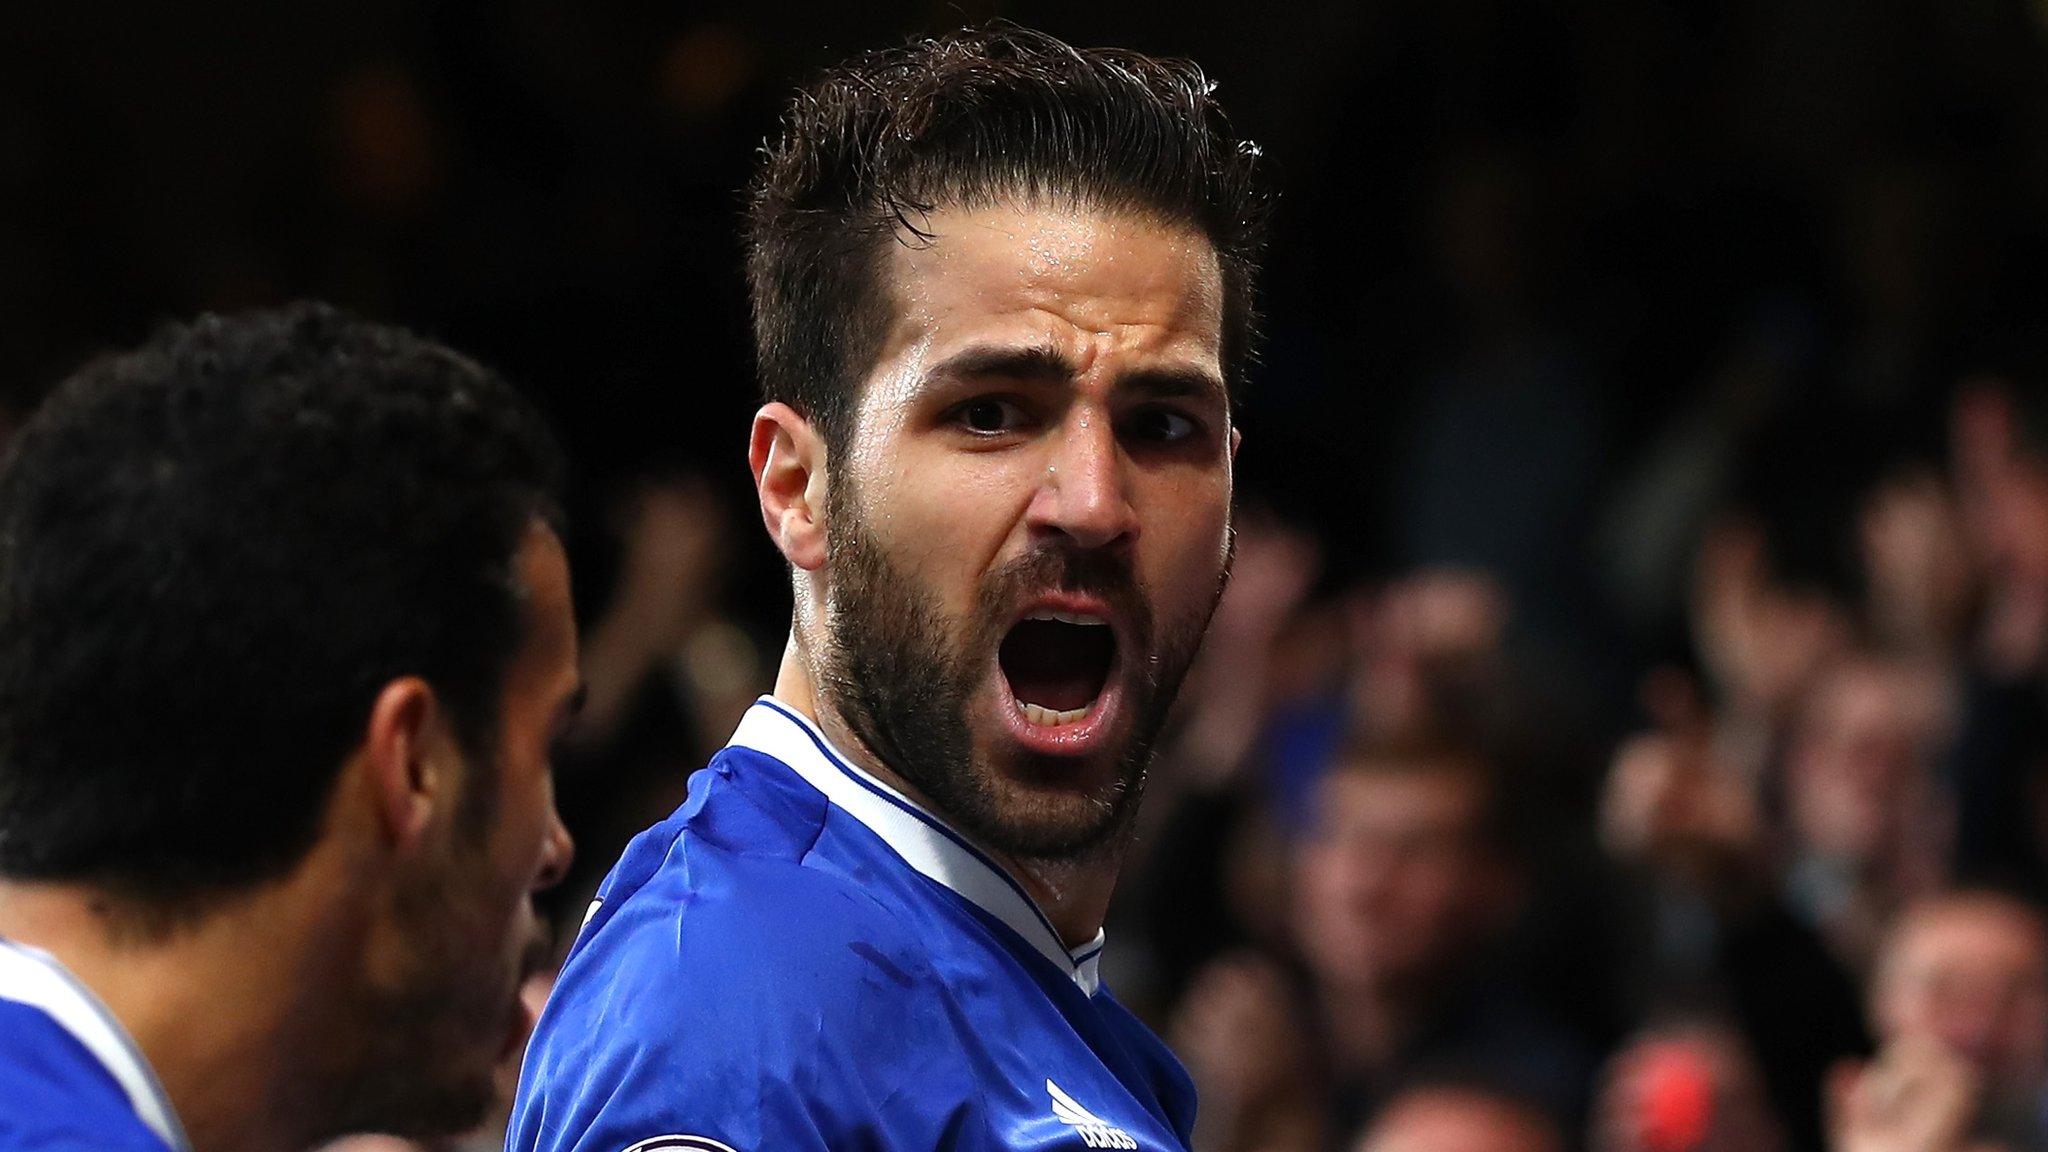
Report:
13,3,2048,1151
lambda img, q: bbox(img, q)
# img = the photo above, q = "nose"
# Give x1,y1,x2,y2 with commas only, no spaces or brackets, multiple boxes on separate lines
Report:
534,809,575,893
1029,408,1138,551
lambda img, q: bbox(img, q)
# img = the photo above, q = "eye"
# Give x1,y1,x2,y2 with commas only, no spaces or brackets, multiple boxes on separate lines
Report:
1124,406,1201,445
951,396,1028,436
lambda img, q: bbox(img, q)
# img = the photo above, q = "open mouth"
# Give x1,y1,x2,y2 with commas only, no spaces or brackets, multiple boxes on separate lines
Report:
998,609,1117,727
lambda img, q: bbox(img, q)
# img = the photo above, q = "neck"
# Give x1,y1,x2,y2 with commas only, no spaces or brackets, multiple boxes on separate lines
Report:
772,633,1118,948
0,877,356,1152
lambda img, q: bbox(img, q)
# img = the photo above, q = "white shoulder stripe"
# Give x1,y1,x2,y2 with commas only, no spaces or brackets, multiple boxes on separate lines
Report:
729,699,1105,996
0,941,191,1152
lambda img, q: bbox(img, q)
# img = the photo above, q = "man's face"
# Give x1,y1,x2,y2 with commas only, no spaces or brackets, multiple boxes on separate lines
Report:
1292,765,1496,990
1873,897,2048,1095
1787,662,1939,866
821,201,1234,862
347,523,579,1136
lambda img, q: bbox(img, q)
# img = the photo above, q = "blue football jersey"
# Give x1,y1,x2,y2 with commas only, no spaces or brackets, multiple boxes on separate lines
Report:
0,940,189,1152
508,697,1197,1152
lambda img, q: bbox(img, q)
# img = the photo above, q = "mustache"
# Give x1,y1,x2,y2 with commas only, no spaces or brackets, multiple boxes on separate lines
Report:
981,546,1149,631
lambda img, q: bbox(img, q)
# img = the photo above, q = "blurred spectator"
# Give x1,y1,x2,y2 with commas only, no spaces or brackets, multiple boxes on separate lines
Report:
1859,470,1975,663
1287,734,1590,1135
1347,570,1514,749
1860,889,2048,1149
1953,381,2048,680
547,472,765,930
569,474,755,763
1599,711,1869,1151
1171,952,1328,1152
1947,382,2048,893
1689,518,1855,773
1827,1036,1989,1152
1355,1080,1566,1152
1781,655,1956,974
1593,1019,1790,1152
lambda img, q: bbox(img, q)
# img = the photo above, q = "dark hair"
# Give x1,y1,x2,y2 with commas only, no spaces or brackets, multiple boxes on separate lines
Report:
1322,730,1522,855
0,303,564,913
745,24,1270,453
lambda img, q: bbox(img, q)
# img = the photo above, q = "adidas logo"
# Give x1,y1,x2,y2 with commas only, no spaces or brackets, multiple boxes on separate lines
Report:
1048,1080,1137,1150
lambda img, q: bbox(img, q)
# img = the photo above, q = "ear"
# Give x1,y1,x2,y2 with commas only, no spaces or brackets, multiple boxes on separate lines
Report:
1229,424,1243,462
361,677,454,851
750,402,829,572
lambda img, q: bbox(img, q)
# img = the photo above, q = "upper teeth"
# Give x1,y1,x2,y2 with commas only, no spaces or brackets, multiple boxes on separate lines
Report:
1022,702,1092,727
1026,610,1107,626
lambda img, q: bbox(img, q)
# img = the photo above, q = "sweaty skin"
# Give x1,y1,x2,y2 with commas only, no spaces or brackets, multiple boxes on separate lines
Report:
758,200,1238,947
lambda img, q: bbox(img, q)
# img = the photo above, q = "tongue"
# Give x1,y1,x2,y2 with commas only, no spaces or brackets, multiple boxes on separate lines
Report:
1000,619,1112,713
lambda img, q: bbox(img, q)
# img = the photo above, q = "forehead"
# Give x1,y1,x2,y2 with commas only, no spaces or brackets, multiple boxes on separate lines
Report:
1327,764,1483,810
864,201,1225,396
1807,663,1942,736
1891,903,2048,975
1373,1095,1553,1152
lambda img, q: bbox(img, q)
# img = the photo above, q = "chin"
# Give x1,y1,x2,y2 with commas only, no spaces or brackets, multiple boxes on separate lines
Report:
340,955,521,1140
965,743,1141,861
329,1054,496,1143
400,1075,497,1140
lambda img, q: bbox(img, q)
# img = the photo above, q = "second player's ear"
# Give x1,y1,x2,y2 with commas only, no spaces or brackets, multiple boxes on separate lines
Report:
359,676,453,852
750,402,829,571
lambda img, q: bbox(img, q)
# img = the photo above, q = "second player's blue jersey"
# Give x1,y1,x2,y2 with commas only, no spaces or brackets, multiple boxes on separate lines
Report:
508,697,1197,1152
0,940,188,1152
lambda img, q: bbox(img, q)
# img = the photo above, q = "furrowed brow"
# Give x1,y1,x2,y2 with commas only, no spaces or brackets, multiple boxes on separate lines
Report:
922,343,1076,389
1119,366,1228,406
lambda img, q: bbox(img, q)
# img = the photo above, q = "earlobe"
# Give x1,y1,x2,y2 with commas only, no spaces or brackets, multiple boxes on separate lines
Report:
750,403,830,571
362,678,444,850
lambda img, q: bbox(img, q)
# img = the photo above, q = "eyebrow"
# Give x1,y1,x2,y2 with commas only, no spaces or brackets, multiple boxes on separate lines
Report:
925,343,1074,387
922,342,1227,405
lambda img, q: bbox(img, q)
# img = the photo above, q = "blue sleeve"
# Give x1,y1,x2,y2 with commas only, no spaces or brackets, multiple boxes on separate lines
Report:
508,853,990,1152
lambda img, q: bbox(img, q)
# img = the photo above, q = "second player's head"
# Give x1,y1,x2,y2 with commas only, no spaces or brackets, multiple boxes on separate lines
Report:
745,25,1269,864
0,303,580,1142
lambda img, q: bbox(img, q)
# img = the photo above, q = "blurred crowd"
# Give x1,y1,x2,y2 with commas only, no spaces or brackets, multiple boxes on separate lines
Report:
15,2,2048,1152
1135,379,2048,1152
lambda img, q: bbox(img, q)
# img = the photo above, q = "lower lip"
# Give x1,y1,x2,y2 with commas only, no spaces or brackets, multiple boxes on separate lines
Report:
995,662,1126,758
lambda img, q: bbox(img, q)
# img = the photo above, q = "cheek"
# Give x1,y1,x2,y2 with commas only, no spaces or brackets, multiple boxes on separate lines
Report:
861,464,1032,600
1145,475,1232,561
490,770,554,888
2009,995,2048,1057
1289,858,1336,927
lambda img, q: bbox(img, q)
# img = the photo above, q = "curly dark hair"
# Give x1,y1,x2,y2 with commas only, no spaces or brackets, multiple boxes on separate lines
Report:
745,24,1271,455
0,302,565,915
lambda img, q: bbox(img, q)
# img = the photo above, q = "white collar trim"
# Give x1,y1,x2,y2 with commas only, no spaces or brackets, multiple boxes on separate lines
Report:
731,697,1105,996
0,940,192,1151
